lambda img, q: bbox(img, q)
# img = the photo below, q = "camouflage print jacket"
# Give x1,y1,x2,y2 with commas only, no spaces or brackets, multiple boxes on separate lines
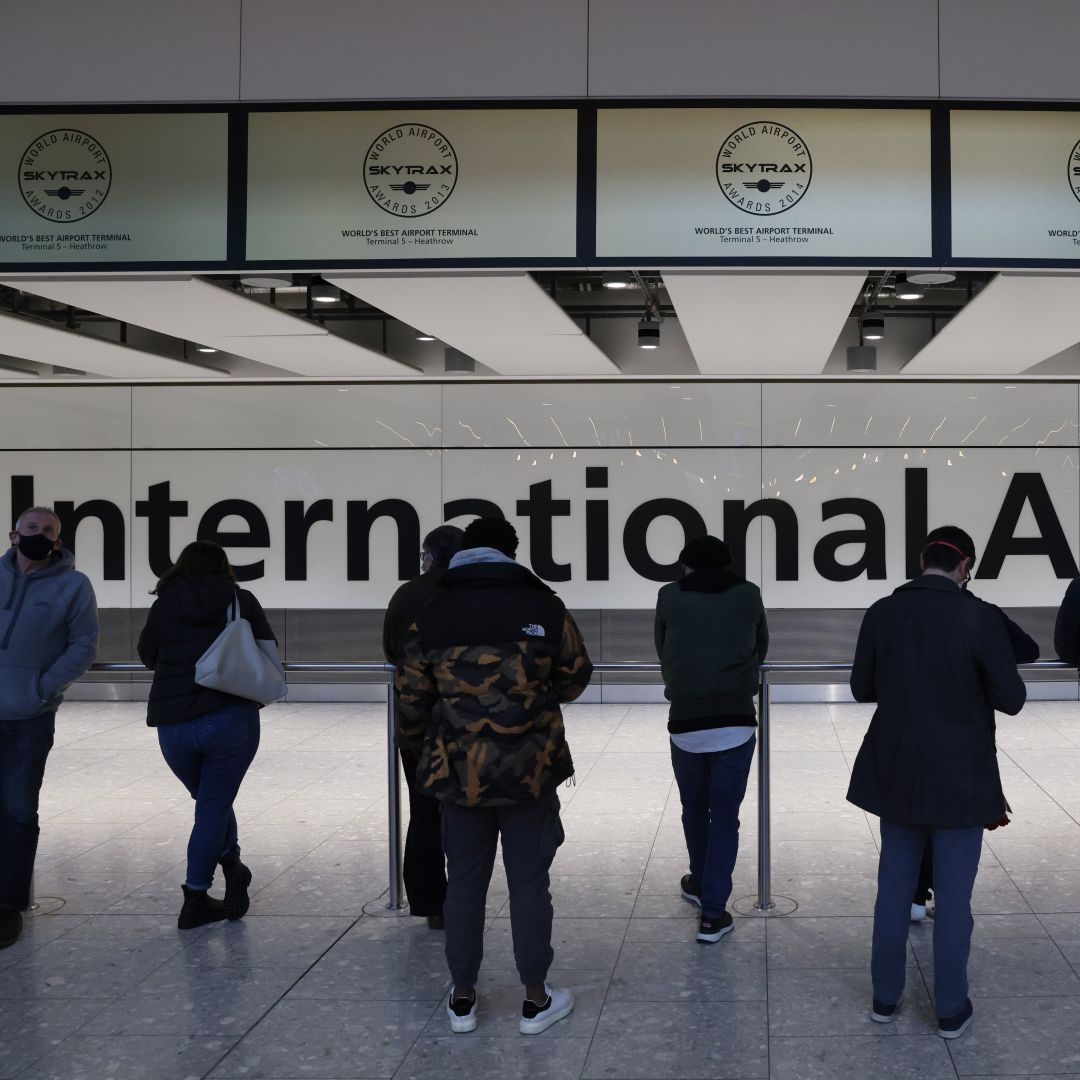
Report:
395,560,593,807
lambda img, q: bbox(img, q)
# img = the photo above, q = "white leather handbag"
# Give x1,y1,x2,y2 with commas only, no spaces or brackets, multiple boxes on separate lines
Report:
194,592,287,705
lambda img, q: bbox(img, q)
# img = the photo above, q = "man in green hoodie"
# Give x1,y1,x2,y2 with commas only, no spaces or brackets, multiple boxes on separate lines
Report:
655,535,768,944
0,506,99,948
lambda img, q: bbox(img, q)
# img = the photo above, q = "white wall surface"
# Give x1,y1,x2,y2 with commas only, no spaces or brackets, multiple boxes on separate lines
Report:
3,1,1080,104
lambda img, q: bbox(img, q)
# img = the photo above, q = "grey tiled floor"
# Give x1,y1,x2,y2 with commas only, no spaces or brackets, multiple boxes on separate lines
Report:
4,699,1080,1078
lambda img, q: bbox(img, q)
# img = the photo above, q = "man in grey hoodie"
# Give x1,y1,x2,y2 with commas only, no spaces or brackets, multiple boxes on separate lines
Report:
1,506,98,948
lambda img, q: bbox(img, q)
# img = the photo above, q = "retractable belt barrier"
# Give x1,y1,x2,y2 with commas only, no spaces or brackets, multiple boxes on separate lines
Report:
87,659,1073,916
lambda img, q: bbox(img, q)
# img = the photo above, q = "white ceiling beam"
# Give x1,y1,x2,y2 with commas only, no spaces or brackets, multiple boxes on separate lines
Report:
663,272,867,375
0,311,224,379
328,272,618,376
0,277,413,377
903,274,1080,375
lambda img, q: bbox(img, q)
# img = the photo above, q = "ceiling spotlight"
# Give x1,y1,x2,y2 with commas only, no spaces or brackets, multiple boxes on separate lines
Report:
861,318,885,341
416,334,436,342
603,279,632,290
906,271,956,285
894,274,925,300
638,317,660,349
847,345,877,372
195,345,218,353
240,275,292,289
311,282,340,303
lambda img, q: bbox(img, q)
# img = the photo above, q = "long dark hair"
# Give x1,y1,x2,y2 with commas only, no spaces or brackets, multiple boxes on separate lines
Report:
152,540,237,594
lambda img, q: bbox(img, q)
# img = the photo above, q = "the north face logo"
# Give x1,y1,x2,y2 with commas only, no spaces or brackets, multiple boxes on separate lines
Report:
521,623,546,637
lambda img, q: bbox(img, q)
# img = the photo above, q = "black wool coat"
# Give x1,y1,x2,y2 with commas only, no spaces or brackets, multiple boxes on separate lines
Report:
846,574,1027,828
138,576,277,726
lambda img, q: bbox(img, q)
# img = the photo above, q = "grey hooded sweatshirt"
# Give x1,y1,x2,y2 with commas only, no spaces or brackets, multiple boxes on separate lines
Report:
0,546,99,721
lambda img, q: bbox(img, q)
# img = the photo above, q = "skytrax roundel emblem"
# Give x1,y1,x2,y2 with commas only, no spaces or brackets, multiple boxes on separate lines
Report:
364,123,458,218
19,129,111,222
1070,137,1080,205
715,121,812,216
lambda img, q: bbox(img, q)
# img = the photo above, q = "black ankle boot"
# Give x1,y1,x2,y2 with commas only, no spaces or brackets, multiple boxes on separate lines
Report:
178,885,227,930
219,854,252,921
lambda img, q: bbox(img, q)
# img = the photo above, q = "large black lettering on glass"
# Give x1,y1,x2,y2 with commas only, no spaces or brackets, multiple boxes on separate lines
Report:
346,499,420,580
813,498,886,581
723,498,798,579
54,499,126,580
198,499,270,581
978,473,1079,579
623,498,707,581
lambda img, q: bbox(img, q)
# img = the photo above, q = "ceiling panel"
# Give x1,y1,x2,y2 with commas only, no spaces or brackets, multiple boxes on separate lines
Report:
0,311,224,379
0,277,413,377
903,274,1080,375
328,273,618,376
663,272,866,375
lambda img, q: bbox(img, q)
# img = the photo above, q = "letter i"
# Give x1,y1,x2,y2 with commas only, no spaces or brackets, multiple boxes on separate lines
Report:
585,466,610,580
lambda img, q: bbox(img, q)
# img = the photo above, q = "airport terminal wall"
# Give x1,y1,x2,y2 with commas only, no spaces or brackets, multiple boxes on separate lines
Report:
2,378,1076,697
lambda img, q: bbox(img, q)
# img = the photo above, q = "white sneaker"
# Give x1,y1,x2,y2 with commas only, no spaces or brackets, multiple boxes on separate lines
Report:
910,903,927,923
447,987,478,1033
519,985,574,1034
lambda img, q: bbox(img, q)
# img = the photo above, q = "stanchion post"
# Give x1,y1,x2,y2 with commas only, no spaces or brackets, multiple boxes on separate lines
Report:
755,668,774,912
386,666,405,911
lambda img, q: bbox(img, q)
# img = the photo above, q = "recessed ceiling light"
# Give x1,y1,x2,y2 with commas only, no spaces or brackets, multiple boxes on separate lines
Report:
311,283,340,303
896,288,925,300
603,280,631,289
416,334,436,342
195,346,218,353
240,275,292,289
906,271,956,285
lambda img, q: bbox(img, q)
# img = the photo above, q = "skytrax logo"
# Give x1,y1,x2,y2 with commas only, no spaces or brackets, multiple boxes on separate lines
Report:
364,123,458,218
715,122,812,216
1070,137,1080,205
19,129,111,222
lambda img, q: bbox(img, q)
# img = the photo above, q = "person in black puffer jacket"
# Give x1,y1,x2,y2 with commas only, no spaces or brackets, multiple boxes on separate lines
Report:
138,540,277,930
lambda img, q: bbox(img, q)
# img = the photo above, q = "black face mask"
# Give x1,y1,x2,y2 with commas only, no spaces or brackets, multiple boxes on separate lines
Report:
16,532,56,562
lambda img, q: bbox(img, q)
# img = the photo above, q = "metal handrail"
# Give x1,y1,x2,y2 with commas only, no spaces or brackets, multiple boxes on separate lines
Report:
85,658,1073,915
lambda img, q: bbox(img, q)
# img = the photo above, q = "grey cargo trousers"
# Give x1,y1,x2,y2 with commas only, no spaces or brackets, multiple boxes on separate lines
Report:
440,790,564,987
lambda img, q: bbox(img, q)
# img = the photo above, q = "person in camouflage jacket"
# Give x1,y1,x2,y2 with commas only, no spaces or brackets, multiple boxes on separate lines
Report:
395,517,592,1036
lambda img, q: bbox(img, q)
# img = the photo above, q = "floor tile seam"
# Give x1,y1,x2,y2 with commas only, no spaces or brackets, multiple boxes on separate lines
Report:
195,909,368,1080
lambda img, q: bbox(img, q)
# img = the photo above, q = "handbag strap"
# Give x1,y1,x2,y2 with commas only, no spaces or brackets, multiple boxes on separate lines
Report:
228,590,241,623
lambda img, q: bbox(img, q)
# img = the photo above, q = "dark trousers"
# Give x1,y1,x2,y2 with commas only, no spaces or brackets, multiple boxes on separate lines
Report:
441,791,564,988
872,819,983,1019
157,703,261,891
0,713,55,911
400,747,446,918
670,734,756,917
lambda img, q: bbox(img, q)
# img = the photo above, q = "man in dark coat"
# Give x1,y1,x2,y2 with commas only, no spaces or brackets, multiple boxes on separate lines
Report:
382,524,463,928
847,525,1026,1040
396,517,592,1036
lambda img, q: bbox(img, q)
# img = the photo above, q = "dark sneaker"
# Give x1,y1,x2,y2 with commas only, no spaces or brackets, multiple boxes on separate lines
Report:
520,985,574,1034
680,874,703,909
0,910,22,949
870,998,898,1023
447,988,478,1033
697,910,734,943
938,998,974,1040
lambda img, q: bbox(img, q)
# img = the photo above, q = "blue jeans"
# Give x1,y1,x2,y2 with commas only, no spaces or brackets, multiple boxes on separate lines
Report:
872,819,983,1019
0,713,55,911
157,704,260,891
670,734,756,917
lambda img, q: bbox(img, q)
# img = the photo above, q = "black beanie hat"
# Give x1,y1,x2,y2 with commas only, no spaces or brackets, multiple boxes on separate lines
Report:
679,535,732,570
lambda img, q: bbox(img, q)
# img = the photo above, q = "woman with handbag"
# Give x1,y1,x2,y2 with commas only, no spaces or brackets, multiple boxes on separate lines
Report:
138,540,280,929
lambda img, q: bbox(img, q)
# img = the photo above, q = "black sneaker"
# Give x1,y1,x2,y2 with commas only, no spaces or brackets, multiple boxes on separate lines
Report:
697,910,734,943
938,998,974,1040
680,874,703,909
870,998,898,1023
